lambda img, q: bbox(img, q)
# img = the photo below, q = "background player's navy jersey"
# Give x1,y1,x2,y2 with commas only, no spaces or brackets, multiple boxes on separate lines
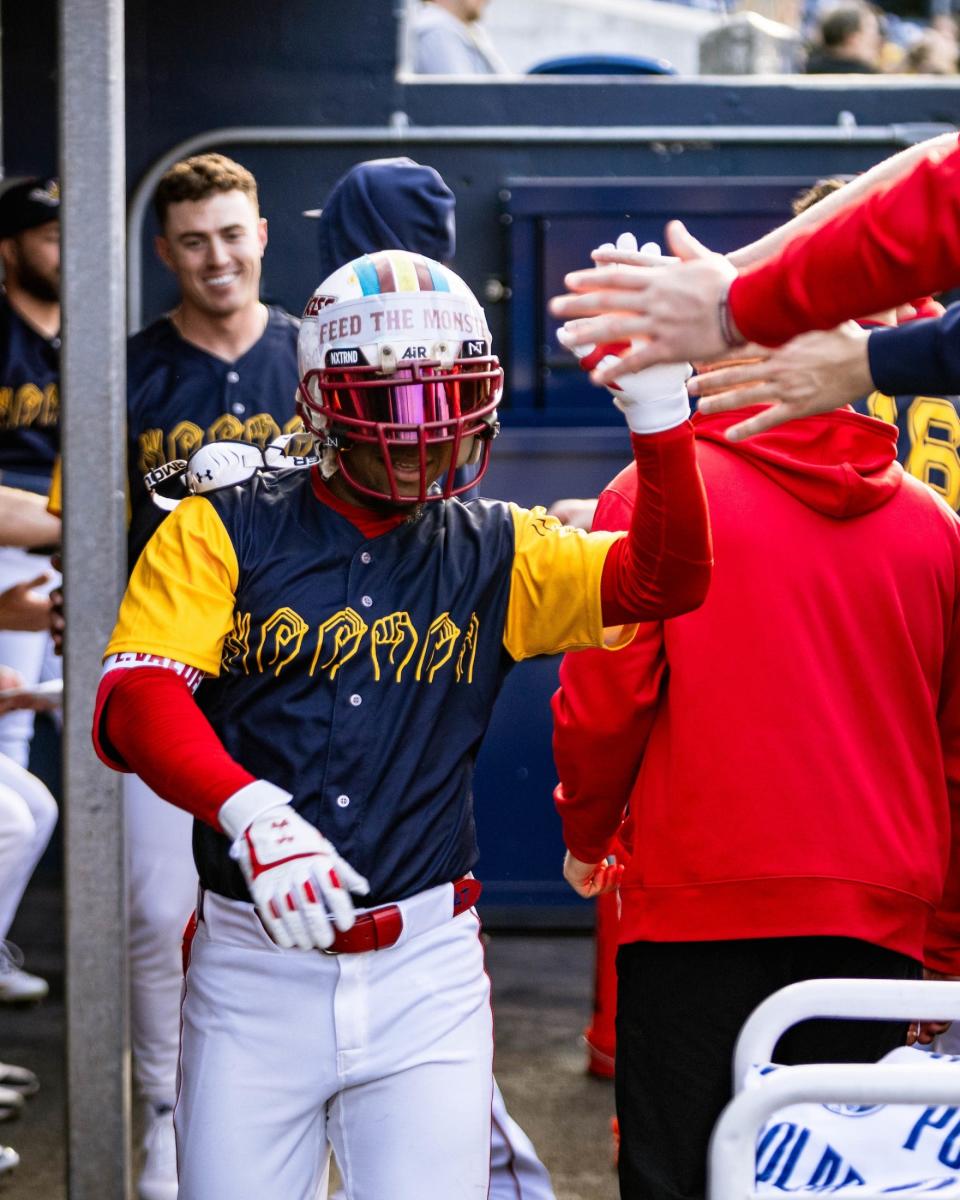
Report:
856,390,960,513
0,292,59,488
126,305,301,565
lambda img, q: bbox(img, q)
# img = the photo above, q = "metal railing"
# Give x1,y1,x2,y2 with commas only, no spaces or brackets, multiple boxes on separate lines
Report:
127,116,955,329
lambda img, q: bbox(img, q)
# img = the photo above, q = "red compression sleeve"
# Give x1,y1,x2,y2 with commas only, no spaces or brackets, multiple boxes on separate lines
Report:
94,667,255,829
599,423,712,625
729,141,960,346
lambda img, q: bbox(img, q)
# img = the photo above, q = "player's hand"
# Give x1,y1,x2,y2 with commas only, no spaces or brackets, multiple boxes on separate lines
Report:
563,851,623,899
549,220,739,375
690,322,874,441
906,967,960,1046
546,498,598,531
556,235,692,434
0,573,51,632
231,804,370,951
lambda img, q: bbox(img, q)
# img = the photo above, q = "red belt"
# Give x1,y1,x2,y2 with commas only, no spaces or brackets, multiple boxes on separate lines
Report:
323,875,482,954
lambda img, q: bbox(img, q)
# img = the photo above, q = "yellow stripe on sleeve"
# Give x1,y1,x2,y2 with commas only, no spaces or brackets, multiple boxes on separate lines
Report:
105,496,239,676
503,503,632,661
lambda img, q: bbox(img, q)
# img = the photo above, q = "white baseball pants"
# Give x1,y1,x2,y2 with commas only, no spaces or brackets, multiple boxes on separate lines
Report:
124,773,196,1109
0,545,60,769
177,884,494,1200
0,750,57,941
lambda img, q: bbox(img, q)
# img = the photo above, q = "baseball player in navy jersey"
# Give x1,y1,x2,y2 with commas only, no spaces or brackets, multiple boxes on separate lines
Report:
46,154,303,1200
0,178,61,1006
91,246,711,1200
310,155,555,1200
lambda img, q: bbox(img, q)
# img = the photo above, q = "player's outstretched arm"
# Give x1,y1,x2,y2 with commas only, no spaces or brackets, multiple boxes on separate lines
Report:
93,664,368,951
553,237,712,623
690,322,874,441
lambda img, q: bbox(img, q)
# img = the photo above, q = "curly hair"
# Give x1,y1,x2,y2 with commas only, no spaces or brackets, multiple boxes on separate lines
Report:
153,153,259,229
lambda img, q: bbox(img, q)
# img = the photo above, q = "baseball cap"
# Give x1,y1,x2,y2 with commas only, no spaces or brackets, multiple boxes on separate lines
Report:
307,157,456,277
0,178,60,239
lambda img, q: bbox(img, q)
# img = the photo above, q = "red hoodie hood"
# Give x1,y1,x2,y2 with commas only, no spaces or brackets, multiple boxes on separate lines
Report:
693,406,902,519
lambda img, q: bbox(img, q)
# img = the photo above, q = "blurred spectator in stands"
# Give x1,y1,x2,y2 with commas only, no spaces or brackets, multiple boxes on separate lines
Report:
903,25,958,71
410,0,510,75
805,1,883,71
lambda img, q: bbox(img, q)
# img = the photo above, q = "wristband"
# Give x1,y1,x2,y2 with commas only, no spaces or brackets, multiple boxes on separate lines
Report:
718,283,745,350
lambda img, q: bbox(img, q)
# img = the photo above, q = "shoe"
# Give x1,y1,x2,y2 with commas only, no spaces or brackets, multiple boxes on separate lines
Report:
138,1106,178,1200
0,1064,38,1098
0,944,48,1005
0,1088,24,1123
0,1145,18,1176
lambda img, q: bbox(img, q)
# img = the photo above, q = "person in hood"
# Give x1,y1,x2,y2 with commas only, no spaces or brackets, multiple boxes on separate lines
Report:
310,157,456,283
551,387,960,1200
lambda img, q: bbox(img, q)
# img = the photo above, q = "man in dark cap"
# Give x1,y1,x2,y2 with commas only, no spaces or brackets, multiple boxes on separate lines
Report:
307,156,557,1200
0,176,62,1007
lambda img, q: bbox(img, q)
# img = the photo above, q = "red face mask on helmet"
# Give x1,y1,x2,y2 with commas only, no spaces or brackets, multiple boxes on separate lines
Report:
297,250,503,504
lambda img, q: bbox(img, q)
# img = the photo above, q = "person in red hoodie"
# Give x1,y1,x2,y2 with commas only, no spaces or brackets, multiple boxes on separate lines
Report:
552,402,960,1200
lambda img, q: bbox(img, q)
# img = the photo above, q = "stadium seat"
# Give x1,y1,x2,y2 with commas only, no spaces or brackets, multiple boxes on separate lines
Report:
526,53,678,75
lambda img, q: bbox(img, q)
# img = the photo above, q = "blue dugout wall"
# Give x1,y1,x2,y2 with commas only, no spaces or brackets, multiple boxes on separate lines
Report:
4,0,960,922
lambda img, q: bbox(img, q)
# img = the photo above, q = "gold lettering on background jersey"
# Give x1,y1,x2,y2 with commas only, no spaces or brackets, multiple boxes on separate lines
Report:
257,607,309,678
11,383,43,429
370,612,419,682
137,428,167,474
168,420,204,463
283,415,305,436
416,613,461,683
455,612,480,683
222,611,252,675
39,383,59,425
243,414,282,448
207,414,244,442
0,389,12,426
310,609,368,680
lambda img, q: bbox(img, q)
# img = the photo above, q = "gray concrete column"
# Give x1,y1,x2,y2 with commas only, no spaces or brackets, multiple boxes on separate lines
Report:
59,1,130,1197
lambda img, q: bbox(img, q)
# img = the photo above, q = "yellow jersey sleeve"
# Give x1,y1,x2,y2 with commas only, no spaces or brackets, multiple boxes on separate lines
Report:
503,503,634,661
47,457,61,517
105,496,239,675
50,455,131,524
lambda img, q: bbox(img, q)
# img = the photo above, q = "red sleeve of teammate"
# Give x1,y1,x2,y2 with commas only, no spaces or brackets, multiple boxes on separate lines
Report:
553,469,670,864
93,666,255,830
729,139,960,347
598,424,712,625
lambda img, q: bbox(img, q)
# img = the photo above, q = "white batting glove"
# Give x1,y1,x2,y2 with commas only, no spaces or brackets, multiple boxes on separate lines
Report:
558,233,692,434
219,781,369,951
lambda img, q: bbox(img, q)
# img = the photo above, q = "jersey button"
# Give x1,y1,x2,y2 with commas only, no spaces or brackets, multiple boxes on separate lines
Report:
360,551,372,565
360,595,373,608
336,794,350,808
231,401,246,415
349,694,362,707
226,370,240,384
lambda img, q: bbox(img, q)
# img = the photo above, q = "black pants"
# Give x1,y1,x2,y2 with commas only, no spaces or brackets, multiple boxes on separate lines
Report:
615,936,922,1200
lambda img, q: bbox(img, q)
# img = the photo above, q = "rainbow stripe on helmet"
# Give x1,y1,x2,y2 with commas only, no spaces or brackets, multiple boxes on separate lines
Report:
353,251,451,297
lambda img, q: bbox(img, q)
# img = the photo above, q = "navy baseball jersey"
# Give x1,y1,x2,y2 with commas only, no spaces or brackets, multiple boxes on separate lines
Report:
126,305,302,564
857,389,960,513
104,468,628,906
0,292,59,487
